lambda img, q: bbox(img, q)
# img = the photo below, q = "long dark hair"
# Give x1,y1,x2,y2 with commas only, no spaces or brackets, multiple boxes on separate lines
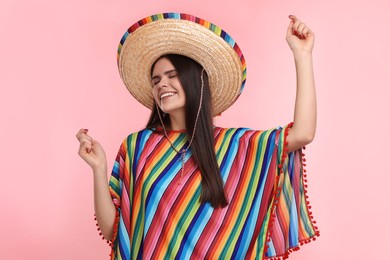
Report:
147,54,228,208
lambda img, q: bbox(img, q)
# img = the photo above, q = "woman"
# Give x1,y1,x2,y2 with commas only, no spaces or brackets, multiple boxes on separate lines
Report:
76,13,319,260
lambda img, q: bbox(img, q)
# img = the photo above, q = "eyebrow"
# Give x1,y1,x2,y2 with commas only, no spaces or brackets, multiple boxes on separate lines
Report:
151,69,177,81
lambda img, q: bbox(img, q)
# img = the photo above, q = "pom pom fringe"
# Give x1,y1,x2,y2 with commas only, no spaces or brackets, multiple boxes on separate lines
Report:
94,190,121,259
263,122,320,259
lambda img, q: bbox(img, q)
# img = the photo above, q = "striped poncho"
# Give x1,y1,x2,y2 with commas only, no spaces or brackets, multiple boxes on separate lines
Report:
102,124,319,259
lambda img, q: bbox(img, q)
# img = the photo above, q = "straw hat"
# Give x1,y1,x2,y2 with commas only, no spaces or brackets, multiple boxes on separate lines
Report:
117,13,246,116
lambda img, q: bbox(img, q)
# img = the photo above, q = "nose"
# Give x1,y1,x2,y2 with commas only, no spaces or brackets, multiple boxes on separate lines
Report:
157,79,168,90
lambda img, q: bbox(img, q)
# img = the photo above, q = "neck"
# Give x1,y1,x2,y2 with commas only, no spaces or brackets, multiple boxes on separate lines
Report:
168,111,186,131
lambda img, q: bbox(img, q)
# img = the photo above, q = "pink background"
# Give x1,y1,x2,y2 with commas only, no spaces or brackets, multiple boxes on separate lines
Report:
1,0,389,259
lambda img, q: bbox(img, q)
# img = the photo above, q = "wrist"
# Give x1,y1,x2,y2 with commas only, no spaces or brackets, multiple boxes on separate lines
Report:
93,165,108,177
293,50,313,60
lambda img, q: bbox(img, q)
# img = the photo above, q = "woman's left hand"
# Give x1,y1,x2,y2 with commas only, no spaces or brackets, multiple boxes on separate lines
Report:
286,15,315,54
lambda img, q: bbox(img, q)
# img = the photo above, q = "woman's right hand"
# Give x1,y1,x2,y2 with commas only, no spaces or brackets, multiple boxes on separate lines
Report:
286,15,315,55
76,129,107,173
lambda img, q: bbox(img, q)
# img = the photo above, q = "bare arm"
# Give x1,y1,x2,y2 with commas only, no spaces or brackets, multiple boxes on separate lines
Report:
92,167,116,241
76,129,116,241
285,15,317,152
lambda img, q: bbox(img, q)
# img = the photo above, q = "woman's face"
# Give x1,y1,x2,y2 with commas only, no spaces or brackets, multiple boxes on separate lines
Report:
151,57,186,115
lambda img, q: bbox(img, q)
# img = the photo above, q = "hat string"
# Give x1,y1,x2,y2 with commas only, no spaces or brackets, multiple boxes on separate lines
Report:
156,68,205,184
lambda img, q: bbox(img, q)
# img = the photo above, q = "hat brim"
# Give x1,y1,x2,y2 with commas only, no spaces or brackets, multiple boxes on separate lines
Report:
118,13,246,116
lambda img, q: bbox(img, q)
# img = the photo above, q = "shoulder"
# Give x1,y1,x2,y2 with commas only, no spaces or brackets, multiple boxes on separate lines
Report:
119,128,160,147
125,128,155,138
214,126,281,136
214,126,283,145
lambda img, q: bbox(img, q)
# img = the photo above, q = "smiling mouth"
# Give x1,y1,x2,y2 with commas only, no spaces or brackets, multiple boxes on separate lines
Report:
160,92,177,100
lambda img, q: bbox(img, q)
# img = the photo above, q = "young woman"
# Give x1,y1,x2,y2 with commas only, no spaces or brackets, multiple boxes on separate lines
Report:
76,13,319,260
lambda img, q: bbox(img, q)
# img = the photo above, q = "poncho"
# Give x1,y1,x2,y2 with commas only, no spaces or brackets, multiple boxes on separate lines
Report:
96,123,319,259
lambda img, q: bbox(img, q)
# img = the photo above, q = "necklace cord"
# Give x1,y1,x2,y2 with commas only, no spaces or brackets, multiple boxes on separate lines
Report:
155,68,205,183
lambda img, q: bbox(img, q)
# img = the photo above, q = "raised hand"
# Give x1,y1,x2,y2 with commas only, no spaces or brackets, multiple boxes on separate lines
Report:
76,129,107,173
286,15,315,54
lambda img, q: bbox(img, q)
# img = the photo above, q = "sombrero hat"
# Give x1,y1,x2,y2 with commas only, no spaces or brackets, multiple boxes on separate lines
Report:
117,12,246,116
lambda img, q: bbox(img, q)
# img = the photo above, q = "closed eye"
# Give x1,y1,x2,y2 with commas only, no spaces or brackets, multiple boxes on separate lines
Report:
151,77,160,86
151,70,177,86
168,72,177,78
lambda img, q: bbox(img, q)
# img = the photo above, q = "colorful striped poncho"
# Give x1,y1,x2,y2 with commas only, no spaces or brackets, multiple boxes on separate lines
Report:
100,124,319,259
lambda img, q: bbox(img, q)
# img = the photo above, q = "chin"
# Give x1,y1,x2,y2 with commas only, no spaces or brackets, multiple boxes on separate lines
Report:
161,106,185,115
160,103,185,113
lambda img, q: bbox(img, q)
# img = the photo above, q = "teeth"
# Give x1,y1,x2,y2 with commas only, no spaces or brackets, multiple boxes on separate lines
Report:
160,92,176,99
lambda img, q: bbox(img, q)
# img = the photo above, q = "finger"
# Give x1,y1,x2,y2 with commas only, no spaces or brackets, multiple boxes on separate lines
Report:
91,139,100,148
86,143,92,153
292,20,301,35
76,128,88,137
297,22,307,31
76,128,88,140
79,140,93,154
77,133,93,145
297,23,306,34
80,138,92,148
79,136,92,146
78,133,93,151
288,15,297,21
302,27,311,37
287,20,294,36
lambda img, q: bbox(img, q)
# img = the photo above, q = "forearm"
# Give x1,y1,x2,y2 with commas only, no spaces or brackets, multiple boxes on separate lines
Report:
93,168,116,241
290,52,317,147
